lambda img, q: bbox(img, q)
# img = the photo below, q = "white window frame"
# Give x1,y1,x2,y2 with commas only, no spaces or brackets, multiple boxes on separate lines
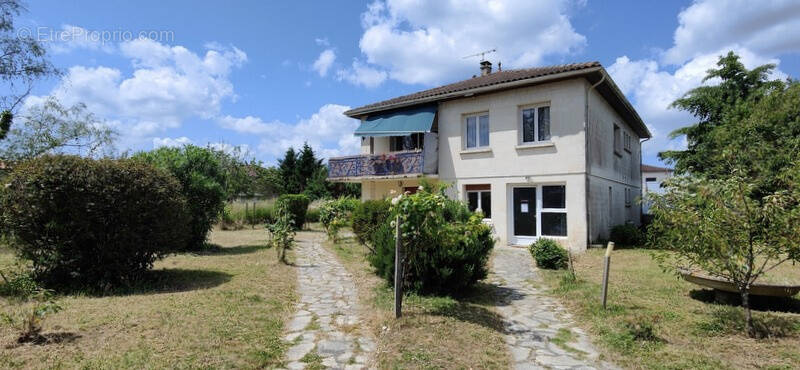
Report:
466,190,491,220
463,112,490,149
519,104,552,144
623,131,632,153
509,183,567,244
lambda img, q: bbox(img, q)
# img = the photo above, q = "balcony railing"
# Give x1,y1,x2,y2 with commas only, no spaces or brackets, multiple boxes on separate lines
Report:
328,150,428,180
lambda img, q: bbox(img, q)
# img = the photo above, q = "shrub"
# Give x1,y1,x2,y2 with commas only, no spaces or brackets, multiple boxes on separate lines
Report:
133,145,227,250
529,239,568,270
266,201,295,264
0,155,190,287
318,197,359,242
352,200,391,246
368,188,495,295
277,194,310,230
610,223,645,247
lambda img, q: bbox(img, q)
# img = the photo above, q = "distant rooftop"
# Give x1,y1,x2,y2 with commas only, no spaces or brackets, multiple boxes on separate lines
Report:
641,164,673,172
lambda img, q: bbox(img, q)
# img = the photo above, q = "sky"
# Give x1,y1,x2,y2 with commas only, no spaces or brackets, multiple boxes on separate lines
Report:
14,0,800,166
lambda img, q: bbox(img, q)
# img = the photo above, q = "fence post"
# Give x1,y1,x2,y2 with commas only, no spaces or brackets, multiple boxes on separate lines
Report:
601,241,615,309
245,202,249,227
394,214,403,318
252,202,257,229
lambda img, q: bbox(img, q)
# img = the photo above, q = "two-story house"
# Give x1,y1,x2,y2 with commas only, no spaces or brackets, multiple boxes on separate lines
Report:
328,61,651,250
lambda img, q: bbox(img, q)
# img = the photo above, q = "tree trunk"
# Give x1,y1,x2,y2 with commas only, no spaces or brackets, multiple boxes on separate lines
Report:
740,287,755,338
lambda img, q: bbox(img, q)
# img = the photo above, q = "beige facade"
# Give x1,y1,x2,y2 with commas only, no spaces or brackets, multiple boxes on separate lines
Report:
354,78,644,251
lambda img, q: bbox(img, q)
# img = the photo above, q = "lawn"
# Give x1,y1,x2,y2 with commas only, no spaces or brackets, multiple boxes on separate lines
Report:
317,225,510,369
539,248,800,370
0,227,297,369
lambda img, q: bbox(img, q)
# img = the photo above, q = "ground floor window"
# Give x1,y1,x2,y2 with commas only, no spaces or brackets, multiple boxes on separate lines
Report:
466,184,491,219
513,185,566,237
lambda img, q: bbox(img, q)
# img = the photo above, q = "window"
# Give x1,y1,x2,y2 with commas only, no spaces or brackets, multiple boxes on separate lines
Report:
624,188,632,207
390,133,424,152
541,185,567,236
521,105,551,143
645,177,657,182
466,184,491,219
613,124,622,155
623,131,632,152
465,113,489,149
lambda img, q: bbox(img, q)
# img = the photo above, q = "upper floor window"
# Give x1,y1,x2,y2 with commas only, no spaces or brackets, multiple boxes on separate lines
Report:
390,133,424,152
623,131,632,152
521,106,551,143
613,124,622,156
465,113,489,149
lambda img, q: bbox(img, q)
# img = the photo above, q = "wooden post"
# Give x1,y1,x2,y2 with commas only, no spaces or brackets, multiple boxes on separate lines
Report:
245,202,249,227
394,214,403,318
252,202,257,229
601,241,615,309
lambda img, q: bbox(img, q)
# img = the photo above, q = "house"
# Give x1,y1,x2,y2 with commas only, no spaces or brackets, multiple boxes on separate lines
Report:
328,61,651,250
641,164,673,214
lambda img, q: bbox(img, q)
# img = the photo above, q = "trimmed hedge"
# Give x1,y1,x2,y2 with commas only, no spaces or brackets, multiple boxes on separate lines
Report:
0,155,190,287
368,190,495,295
352,199,391,246
133,145,227,250
277,194,310,230
529,238,568,269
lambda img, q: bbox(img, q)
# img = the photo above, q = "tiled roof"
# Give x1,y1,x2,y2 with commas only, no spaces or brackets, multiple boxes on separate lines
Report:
345,62,601,116
641,164,673,172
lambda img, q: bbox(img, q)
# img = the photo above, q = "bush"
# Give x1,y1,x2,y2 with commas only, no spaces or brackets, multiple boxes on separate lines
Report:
0,155,190,287
318,197,359,242
610,223,646,247
277,194,310,230
352,200,391,246
529,238,568,269
368,188,495,295
266,201,295,264
133,145,227,250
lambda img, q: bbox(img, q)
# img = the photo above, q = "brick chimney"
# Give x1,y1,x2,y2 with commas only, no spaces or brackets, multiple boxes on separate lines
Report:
480,60,492,76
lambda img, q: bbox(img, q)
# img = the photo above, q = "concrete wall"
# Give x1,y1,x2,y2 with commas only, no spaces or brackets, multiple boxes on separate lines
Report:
361,178,424,201
586,86,642,242
641,170,672,214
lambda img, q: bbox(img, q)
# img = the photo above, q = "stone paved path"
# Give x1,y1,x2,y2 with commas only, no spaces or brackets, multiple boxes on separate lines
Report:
489,246,615,370
283,232,375,369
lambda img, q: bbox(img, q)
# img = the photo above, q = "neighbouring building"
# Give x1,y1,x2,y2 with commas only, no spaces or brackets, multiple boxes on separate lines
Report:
328,61,651,250
641,164,673,214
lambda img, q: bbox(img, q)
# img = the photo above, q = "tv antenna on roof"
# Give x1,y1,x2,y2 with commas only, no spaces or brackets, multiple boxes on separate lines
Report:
462,48,497,61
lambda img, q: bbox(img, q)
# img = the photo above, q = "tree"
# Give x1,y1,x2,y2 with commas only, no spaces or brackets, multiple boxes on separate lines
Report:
304,166,331,200
660,52,784,176
296,142,323,191
277,147,301,193
1,1,58,124
649,70,800,338
133,145,227,250
0,97,116,160
648,173,800,338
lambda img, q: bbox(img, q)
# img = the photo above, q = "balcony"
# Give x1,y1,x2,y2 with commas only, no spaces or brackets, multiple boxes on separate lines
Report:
328,150,436,181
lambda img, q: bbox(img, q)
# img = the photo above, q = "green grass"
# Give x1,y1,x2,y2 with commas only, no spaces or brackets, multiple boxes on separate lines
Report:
0,227,297,369
540,248,800,369
317,226,510,369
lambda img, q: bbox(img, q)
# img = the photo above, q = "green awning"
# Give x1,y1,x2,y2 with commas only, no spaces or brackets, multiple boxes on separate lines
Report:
354,105,436,137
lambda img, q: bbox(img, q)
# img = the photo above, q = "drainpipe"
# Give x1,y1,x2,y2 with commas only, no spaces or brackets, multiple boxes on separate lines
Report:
639,136,651,223
585,71,606,248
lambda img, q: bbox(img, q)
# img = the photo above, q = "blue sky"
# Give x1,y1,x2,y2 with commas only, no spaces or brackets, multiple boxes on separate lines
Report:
16,0,800,166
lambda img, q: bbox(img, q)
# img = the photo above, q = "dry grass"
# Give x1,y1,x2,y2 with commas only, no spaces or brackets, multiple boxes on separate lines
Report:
0,227,297,369
313,224,510,369
539,248,800,370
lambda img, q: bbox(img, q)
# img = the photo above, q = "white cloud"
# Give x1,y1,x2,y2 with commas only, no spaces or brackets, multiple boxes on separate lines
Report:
663,0,800,64
219,104,361,161
48,25,116,54
609,48,784,158
342,0,586,86
335,60,387,88
209,142,251,155
312,49,337,77
34,38,247,143
153,136,192,148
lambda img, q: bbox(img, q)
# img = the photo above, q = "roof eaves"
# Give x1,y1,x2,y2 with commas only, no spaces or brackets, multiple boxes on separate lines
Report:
344,66,603,118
